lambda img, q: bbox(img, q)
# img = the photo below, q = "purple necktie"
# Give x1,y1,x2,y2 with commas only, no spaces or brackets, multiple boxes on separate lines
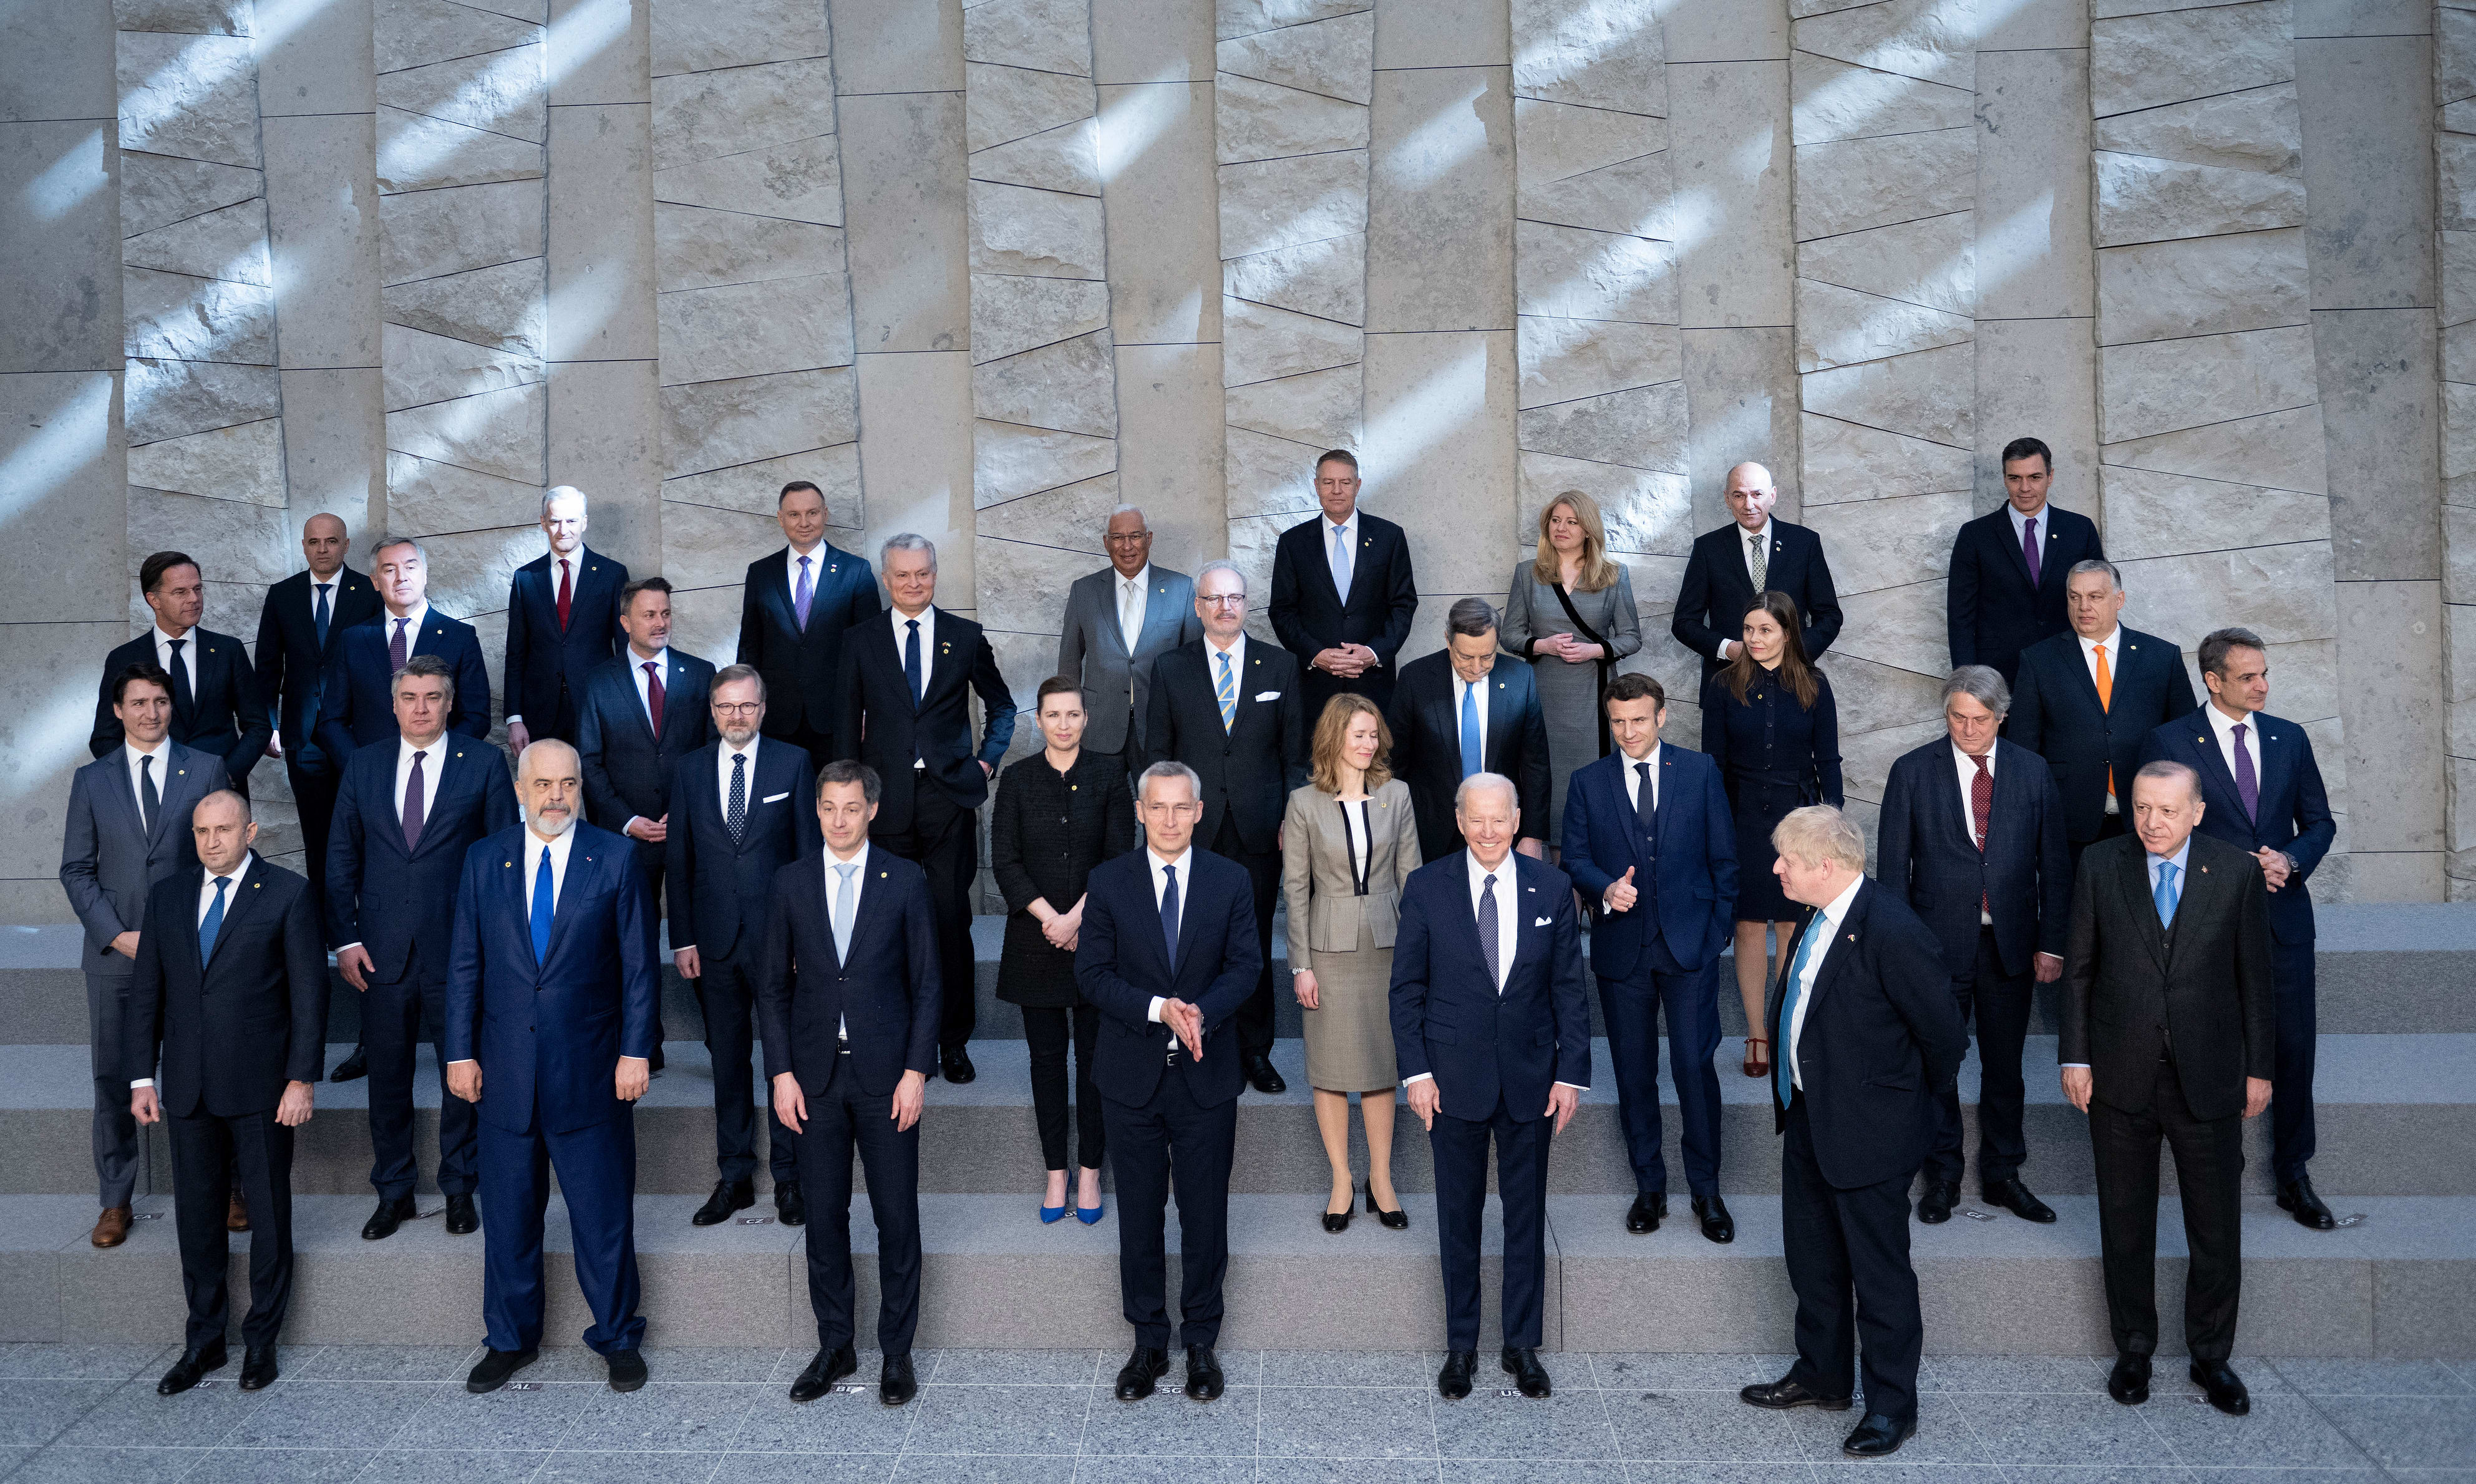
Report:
2231,723,2259,821
794,555,813,630
402,749,427,851
2022,515,2041,588
390,616,410,671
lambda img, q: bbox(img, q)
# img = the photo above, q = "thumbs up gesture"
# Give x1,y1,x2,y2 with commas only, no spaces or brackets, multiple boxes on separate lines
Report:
1604,866,1639,914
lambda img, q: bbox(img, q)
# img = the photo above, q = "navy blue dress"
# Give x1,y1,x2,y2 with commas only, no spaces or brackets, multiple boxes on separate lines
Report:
1701,665,1843,922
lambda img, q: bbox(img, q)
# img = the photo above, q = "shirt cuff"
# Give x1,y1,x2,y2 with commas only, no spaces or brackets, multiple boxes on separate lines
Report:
505,714,522,727
449,1059,478,1069
336,942,362,955
1553,1081,1587,1092
624,816,648,835
129,1078,153,1090
1147,996,1166,1023
672,943,694,954
2061,1062,2090,1069
1402,1072,1433,1086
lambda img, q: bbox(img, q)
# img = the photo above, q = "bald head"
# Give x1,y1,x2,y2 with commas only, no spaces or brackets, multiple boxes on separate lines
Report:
518,739,583,840
302,512,348,579
192,788,257,875
1724,462,1777,533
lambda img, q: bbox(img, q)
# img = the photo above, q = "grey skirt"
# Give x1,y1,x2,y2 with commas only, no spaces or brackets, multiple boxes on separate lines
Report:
1300,918,1399,1094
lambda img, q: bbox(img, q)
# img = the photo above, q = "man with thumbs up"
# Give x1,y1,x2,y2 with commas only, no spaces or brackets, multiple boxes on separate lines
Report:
1558,674,1740,1239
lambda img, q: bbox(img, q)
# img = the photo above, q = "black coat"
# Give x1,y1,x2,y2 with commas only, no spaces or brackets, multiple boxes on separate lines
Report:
1946,503,2104,684
326,735,518,978
503,547,628,737
2005,626,2197,845
314,609,493,760
835,608,1017,835
91,629,272,791
253,566,382,769
1268,510,1419,712
1384,650,1552,858
1143,639,1309,855
127,855,329,1118
1671,520,1843,682
757,848,943,1097
991,749,1138,1007
1873,737,2070,979
736,544,880,747
1074,846,1262,1108
576,649,714,836
666,739,819,964
2062,832,2276,1122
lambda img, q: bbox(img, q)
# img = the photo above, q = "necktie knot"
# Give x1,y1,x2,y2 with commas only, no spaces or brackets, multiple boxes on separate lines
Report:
213,875,230,892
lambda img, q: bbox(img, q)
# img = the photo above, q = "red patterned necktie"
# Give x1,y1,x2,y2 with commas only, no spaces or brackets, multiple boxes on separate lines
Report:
1970,752,1993,913
644,661,664,735
556,558,573,631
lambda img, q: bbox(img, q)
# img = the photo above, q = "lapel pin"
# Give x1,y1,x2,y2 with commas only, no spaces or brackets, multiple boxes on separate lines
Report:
178,769,187,776
504,861,512,868
879,871,888,878
1847,933,1856,941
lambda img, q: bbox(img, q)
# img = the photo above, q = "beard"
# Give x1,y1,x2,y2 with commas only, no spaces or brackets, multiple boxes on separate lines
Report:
527,805,577,838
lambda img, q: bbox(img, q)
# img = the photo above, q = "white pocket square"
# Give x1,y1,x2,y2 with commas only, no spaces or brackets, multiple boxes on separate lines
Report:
761,792,789,803
1533,916,1551,927
1253,691,1281,701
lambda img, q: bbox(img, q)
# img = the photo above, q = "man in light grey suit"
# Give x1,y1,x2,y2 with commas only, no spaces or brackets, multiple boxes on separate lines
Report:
59,662,231,1248
1057,506,1202,771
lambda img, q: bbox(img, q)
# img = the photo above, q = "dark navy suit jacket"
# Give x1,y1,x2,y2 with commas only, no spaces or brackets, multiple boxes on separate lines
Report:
666,739,818,963
1268,510,1419,712
1875,737,2070,979
1672,520,1843,681
736,543,880,748
127,854,328,1118
1074,847,1261,1109
2005,625,2196,844
253,566,382,769
757,848,942,1097
445,822,659,1136
90,628,271,788
1946,503,2104,683
326,736,517,980
1385,651,1552,858
314,609,493,762
576,649,714,836
1560,745,1737,979
835,608,1016,835
503,547,627,735
2139,707,2334,946
1387,850,1592,1122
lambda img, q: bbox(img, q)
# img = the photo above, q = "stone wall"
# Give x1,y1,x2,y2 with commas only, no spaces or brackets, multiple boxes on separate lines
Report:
0,0,2452,916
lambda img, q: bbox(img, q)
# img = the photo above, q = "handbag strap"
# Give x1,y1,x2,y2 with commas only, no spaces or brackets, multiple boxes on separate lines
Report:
1546,580,1616,759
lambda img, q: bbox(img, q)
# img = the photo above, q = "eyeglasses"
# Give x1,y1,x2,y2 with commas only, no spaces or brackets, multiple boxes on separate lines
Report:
712,702,763,717
1199,595,1245,608
1104,531,1150,543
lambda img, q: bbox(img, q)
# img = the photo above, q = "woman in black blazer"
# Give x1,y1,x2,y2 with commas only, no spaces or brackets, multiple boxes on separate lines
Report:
991,676,1137,1225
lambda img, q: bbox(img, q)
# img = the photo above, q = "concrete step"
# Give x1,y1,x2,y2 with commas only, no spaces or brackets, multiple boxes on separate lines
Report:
2,1190,2465,1357
7,1034,2469,1201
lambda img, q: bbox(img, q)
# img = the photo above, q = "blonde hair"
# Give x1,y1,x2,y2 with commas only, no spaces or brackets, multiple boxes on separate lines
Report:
1771,805,1866,874
1530,490,1621,592
1310,694,1394,794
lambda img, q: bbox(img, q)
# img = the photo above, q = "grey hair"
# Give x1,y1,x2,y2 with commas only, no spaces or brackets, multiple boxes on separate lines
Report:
2067,557,2122,592
1138,760,1203,802
881,532,936,570
1771,805,1866,873
391,652,456,706
369,533,424,562
1941,664,2010,717
2197,626,2267,680
1453,770,1518,814
2133,758,2201,800
712,662,766,699
1109,503,1147,524
1446,596,1498,639
1195,558,1246,595
541,485,586,518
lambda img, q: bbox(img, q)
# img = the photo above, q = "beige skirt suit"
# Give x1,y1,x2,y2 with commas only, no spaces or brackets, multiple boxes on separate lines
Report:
1281,777,1424,1092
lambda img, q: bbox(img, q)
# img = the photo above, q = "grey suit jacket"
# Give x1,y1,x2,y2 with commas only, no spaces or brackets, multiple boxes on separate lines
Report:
1056,564,1202,756
1282,778,1424,970
59,740,232,980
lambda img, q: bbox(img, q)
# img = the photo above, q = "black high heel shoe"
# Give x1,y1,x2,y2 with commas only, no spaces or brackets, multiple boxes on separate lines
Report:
1323,1185,1354,1234
1368,1186,1409,1229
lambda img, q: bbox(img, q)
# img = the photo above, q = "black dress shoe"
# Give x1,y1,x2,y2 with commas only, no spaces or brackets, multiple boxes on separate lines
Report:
881,1353,918,1406
1242,1053,1286,1094
1918,1180,1959,1224
157,1343,226,1395
444,1193,479,1234
238,1346,278,1391
648,1044,665,1076
1368,1187,1408,1229
775,1180,807,1227
1740,1375,1854,1410
692,1178,755,1227
788,1345,858,1402
1437,1349,1477,1400
941,1048,976,1084
1501,1347,1551,1399
1115,1346,1168,1401
1321,1188,1352,1234
1627,1191,1667,1234
606,1349,647,1392
2278,1176,2337,1231
465,1346,539,1394
330,1044,367,1082
1184,1345,1225,1402
2107,1352,2151,1405
2189,1359,2250,1415
1692,1194,1735,1243
1983,1176,2057,1223
361,1194,415,1241
1843,1412,1913,1457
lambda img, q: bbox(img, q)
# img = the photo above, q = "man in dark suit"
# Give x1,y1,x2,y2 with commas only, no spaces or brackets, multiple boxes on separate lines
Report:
314,535,493,761
253,513,382,931
1946,436,2105,684
1560,674,1737,1240
1393,772,1590,1401
125,790,326,1394
2063,761,2275,1417
760,761,941,1407
1144,559,1309,1095
328,654,517,1241
2005,560,2195,880
1876,666,2071,1226
1056,504,1201,769
1386,598,1551,862
1268,448,1419,714
1671,462,1843,682
445,739,659,1395
1741,806,1967,1458
835,534,1015,1083
737,478,880,762
1074,760,1262,1404
91,550,271,795
504,485,628,752
669,664,818,1227
578,577,714,910
61,664,231,1248
2139,627,2337,1231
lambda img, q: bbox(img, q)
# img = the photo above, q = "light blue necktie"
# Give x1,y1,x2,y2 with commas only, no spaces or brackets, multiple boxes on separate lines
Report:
1331,523,1352,597
2153,860,2180,928
1776,915,1827,1108
1459,680,1483,780
1215,649,1236,732
832,861,857,961
198,875,230,961
530,845,555,962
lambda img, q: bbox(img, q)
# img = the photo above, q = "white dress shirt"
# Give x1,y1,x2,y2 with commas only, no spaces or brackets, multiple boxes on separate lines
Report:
1143,845,1193,1046
890,604,937,690
522,825,576,918
2082,626,2122,812
1325,508,1359,588
381,600,431,662
1204,629,1247,701
1786,873,1865,1091
2204,701,2261,799
786,541,837,603
823,839,869,1040
1404,853,1583,1090
2063,838,2192,1071
124,738,172,831
134,856,253,1088
1117,564,1150,653
1619,742,1661,814
337,735,451,956
2007,500,2046,550
150,624,198,696
1737,519,1772,584
671,737,765,956
1953,743,1996,925
1455,671,1491,760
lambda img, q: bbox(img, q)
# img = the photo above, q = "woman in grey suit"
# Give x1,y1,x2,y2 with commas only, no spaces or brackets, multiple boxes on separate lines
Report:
1502,490,1642,843
1283,695,1422,1233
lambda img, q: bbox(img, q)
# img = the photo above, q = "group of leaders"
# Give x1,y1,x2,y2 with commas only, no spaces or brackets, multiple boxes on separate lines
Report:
60,437,2320,1453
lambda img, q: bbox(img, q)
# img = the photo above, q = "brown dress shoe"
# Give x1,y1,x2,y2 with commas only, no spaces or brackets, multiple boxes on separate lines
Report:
227,1189,249,1232
91,1205,132,1248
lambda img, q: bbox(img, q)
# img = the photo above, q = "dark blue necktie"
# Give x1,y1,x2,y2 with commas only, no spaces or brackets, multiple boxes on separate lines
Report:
904,618,923,707
198,875,230,961
1459,681,1482,779
1159,863,1180,972
313,582,331,647
530,845,555,962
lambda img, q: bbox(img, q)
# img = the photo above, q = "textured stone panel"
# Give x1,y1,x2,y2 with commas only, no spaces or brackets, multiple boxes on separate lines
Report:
1094,0,1213,84
652,0,828,76
2095,324,2321,443
831,0,964,93
414,524,538,616
1115,342,1226,565
1799,341,1974,449
663,444,862,522
1224,362,1362,447
1369,65,1515,335
126,415,288,508
971,120,1101,195
1792,0,1973,90
661,367,858,479
973,331,1119,438
2296,33,2436,313
964,0,1094,75
657,273,853,383
654,205,845,289
1216,150,1369,259
1792,127,1975,240
966,62,1095,153
2095,230,2310,346
1975,49,2095,324
1228,424,1333,517
116,32,260,169
540,110,650,361
976,473,1122,552
384,381,546,483
1362,329,1520,591
277,367,385,526
2094,152,2306,246
1518,381,1687,472
1514,221,1677,324
255,0,376,115
382,321,543,410
1794,279,1973,372
1517,450,1692,556
1220,0,1367,41
122,265,276,364
119,150,261,236
1800,412,1972,504
1517,149,1674,238
1668,59,1795,330
839,92,969,354
2446,231,2476,328
2100,465,2331,560
652,135,843,225
2446,132,2476,234
376,0,542,74
2089,1,2297,118
1222,296,1362,384
1789,51,1973,146
1216,12,1374,104
1796,211,1971,316
974,420,1118,505
970,273,1112,362
1509,0,1666,114
261,111,385,372
1830,579,1949,676
649,57,836,170
1099,78,1218,345
2315,307,2440,583
1974,316,2100,510
114,0,251,35
969,182,1108,279
975,532,1107,636
120,198,268,285
126,488,292,586
2100,402,2327,494
1215,72,1367,162
1804,490,1972,596
2092,82,2301,174
376,107,545,193
660,502,791,608
125,357,280,442
1683,326,1803,516
2116,539,2340,647
382,256,545,355
379,178,545,284
1513,97,1665,185
377,46,548,145
1516,315,1682,408
1224,233,1366,324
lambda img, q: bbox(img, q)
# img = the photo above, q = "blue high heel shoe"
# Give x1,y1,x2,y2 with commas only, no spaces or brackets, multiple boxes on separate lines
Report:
1040,1200,1067,1225
1075,1200,1105,1226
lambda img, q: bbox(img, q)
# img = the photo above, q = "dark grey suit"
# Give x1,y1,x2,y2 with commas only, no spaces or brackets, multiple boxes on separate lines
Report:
58,740,231,1207
1056,564,1201,760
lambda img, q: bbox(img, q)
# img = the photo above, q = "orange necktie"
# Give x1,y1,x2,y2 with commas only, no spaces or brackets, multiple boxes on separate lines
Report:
2092,643,2114,800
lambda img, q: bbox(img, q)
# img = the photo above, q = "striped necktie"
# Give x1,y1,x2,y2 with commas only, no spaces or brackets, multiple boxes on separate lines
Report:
1215,649,1236,732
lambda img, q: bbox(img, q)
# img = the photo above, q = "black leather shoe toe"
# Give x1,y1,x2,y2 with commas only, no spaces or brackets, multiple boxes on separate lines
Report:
606,1349,646,1393
1692,1194,1736,1243
1842,1413,1913,1457
1740,1375,1854,1410
330,1045,367,1082
1115,1346,1168,1401
942,1049,977,1084
2107,1353,2151,1405
361,1195,414,1241
465,1347,538,1394
2278,1177,2337,1231
789,1345,858,1403
1626,1191,1666,1234
1437,1349,1476,1400
157,1344,226,1395
775,1180,807,1227
881,1353,918,1406
692,1178,755,1227
1242,1054,1285,1095
1984,1176,2057,1224
1184,1346,1225,1402
1502,1347,1551,1399
2190,1360,2251,1416
238,1346,278,1391
444,1193,478,1234
1917,1180,1959,1224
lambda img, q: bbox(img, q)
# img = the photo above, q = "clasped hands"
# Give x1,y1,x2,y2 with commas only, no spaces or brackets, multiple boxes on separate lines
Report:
1313,643,1381,678
1404,1076,1578,1135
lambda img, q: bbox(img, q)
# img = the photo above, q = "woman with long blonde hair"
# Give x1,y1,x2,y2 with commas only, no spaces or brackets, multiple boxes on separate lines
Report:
1502,490,1643,845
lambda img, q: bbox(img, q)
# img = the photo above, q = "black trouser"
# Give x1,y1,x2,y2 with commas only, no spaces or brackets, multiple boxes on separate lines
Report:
2270,936,2318,1183
1104,1062,1236,1351
796,1056,923,1355
1024,1004,1105,1171
2066,812,2127,885
364,969,477,1198
1598,935,1723,1198
286,758,341,930
170,1107,294,1353
877,783,981,1054
697,946,800,1185
1212,815,1279,1056
1782,1094,1923,1425
1925,928,2034,1188
1431,1094,1552,1352
782,722,837,767
2090,1057,2245,1360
